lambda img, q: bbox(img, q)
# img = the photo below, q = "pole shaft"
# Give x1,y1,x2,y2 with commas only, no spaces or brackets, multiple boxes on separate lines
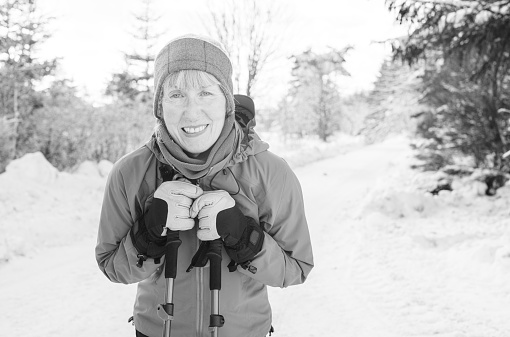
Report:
163,321,171,337
165,278,174,303
211,290,219,315
208,239,223,337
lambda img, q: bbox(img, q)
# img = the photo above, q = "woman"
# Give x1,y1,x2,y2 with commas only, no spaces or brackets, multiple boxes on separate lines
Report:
95,34,313,337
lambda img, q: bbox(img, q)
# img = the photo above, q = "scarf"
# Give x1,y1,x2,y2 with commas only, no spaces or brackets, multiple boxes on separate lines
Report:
154,115,237,180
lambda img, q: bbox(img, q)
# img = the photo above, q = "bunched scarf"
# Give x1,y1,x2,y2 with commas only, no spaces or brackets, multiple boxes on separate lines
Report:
154,114,237,180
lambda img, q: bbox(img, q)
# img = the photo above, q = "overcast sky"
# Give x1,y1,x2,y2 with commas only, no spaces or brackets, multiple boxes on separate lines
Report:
37,0,408,106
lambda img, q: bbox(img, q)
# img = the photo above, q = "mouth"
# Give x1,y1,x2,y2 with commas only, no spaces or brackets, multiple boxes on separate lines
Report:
182,124,208,135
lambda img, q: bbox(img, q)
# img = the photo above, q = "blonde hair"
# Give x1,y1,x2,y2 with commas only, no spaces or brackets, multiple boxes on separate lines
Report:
157,70,233,117
165,69,221,91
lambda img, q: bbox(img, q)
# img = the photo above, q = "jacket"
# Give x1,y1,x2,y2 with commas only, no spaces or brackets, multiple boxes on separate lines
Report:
95,120,314,337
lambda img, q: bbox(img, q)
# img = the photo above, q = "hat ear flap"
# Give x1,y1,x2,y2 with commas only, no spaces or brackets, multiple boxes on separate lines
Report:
156,88,164,120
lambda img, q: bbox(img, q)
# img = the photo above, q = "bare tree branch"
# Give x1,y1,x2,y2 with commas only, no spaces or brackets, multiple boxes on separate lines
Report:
204,0,283,98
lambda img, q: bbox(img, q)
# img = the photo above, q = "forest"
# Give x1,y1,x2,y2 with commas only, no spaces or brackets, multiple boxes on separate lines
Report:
1,0,509,191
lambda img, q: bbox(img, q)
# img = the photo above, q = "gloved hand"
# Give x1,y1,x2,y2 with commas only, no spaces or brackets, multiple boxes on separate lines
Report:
190,190,264,264
146,181,204,240
131,180,202,267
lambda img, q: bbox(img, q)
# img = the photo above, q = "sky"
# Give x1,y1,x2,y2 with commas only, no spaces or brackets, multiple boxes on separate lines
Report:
36,0,409,106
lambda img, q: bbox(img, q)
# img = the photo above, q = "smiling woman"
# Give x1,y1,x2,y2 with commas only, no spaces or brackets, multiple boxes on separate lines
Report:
160,71,227,157
95,34,314,337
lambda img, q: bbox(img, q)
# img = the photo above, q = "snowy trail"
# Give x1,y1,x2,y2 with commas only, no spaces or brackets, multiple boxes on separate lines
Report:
269,138,407,337
1,138,509,336
269,138,510,337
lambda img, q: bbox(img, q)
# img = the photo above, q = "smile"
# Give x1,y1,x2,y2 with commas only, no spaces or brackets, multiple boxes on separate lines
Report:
182,125,208,134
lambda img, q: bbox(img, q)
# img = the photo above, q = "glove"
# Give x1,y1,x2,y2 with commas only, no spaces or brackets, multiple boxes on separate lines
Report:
145,180,203,240
190,190,264,264
131,180,203,267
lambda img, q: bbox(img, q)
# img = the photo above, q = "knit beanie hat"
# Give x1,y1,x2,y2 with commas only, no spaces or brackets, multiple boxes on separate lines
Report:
153,34,234,119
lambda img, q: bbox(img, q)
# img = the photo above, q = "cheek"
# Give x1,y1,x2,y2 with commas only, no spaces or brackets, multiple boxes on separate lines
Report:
210,98,228,121
161,103,180,125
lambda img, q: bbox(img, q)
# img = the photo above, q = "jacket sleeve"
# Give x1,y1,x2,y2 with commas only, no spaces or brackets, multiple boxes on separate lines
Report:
95,164,160,284
237,161,314,288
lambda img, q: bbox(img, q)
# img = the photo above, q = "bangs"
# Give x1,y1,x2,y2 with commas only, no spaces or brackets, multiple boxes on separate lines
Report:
165,70,220,91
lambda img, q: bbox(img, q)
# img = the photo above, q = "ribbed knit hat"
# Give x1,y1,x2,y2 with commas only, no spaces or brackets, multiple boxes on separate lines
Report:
153,34,234,119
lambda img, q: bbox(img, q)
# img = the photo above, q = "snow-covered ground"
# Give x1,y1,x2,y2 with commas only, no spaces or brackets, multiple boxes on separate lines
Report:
1,135,509,336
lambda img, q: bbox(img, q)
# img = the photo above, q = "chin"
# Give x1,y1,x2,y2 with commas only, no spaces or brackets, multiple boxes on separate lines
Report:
183,144,213,156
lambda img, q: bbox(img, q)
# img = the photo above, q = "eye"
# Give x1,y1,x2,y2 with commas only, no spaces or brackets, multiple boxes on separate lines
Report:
199,90,213,97
168,91,184,99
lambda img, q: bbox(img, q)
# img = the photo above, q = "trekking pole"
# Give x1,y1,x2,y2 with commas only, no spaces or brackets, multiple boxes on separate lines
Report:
157,167,184,337
158,230,181,337
206,239,224,337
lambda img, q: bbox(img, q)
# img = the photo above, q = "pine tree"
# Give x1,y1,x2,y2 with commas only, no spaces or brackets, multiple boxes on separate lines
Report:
0,0,57,165
105,0,161,102
387,0,510,170
361,59,424,143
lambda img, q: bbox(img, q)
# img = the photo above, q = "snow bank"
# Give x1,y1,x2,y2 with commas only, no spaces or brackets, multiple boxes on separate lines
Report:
0,154,111,263
362,189,440,218
260,132,364,168
359,144,510,300
75,159,113,178
4,151,58,184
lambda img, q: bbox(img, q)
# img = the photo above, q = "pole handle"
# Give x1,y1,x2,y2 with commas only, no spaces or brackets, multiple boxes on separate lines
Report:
207,239,223,291
165,230,181,279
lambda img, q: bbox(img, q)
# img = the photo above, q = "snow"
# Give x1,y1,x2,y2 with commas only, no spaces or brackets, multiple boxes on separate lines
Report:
1,135,510,336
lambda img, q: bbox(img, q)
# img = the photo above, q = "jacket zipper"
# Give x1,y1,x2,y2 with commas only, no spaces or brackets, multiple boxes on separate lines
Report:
195,178,204,337
198,262,204,336
195,235,204,336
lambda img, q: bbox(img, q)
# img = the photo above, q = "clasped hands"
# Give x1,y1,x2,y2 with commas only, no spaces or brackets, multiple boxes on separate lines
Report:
143,179,264,267
147,181,235,242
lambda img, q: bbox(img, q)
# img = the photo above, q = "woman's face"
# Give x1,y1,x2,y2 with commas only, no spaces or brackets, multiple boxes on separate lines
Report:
161,83,226,157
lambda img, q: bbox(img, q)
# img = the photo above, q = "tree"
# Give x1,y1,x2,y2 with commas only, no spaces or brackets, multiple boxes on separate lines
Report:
0,0,57,161
105,0,161,101
361,59,424,144
416,55,510,169
282,47,351,141
386,0,510,170
205,0,282,97
24,80,96,170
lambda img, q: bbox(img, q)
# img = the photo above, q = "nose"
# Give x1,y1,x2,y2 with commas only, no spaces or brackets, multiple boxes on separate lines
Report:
183,96,202,119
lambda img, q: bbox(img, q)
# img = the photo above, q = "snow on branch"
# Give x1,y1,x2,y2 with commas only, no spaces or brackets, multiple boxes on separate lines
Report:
412,0,477,8
413,0,510,14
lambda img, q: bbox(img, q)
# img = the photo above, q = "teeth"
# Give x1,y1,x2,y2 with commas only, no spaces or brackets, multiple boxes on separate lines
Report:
183,125,207,134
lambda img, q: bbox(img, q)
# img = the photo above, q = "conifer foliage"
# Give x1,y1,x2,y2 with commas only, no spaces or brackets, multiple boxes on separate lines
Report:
0,0,57,170
387,0,510,171
105,0,160,102
361,59,424,144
